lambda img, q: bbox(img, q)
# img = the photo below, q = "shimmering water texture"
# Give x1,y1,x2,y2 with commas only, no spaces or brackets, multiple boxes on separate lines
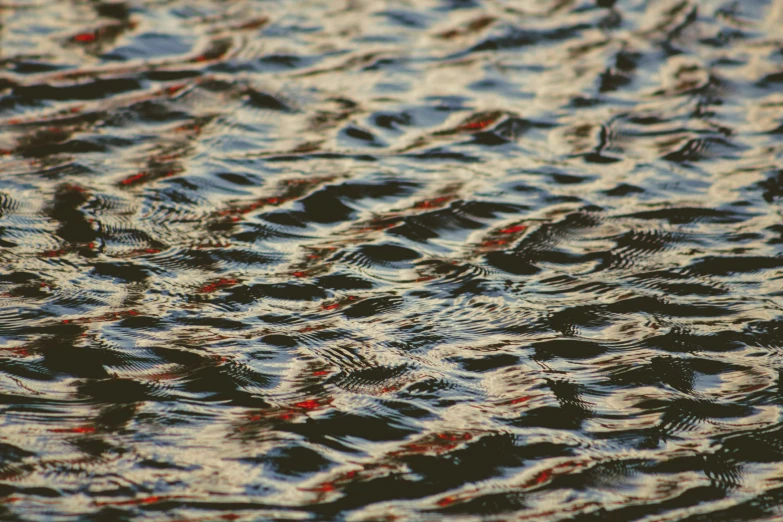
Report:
1,0,783,520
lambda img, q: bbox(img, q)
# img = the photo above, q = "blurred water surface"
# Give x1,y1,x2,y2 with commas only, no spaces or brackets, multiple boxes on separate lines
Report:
1,0,783,519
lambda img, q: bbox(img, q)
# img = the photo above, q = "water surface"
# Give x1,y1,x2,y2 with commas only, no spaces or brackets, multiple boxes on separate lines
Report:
2,0,783,520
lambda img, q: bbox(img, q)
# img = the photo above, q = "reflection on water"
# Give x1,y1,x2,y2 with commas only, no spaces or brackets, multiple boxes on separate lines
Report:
1,0,783,519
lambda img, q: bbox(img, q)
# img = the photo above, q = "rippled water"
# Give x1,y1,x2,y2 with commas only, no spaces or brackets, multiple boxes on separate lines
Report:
1,0,783,519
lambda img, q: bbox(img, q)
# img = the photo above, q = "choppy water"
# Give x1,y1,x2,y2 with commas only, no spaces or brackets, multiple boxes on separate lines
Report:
1,0,783,519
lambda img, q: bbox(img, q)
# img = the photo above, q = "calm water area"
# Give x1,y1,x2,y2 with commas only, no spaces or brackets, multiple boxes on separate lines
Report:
1,0,783,520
